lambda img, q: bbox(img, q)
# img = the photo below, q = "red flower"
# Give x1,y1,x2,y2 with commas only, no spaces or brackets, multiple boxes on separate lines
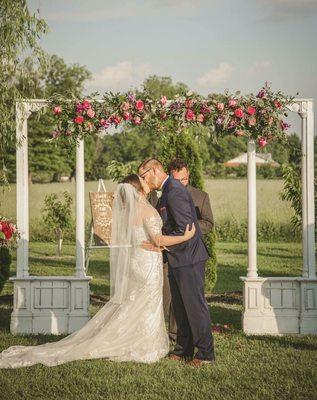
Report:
135,100,144,111
185,109,195,121
234,108,244,118
258,137,267,148
74,116,84,124
247,106,256,115
0,222,13,240
82,100,91,110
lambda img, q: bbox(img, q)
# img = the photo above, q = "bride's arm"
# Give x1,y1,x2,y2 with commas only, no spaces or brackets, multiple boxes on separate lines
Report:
152,223,195,247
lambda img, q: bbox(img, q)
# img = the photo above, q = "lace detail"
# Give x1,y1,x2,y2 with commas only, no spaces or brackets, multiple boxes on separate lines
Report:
0,207,169,368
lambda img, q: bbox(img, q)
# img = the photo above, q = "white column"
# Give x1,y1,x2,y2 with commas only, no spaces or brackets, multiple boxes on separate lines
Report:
301,100,316,278
16,102,29,278
247,139,258,278
75,139,86,277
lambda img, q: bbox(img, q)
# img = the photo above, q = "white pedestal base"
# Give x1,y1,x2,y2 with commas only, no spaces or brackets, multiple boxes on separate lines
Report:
241,277,317,335
10,276,92,335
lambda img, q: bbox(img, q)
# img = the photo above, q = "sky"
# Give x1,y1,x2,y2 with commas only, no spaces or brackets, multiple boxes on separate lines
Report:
29,0,317,133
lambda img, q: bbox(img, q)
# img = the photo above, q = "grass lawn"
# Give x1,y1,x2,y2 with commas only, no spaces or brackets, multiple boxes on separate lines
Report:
1,179,293,224
0,241,316,400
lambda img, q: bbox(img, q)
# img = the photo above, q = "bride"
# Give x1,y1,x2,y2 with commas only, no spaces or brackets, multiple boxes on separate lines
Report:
0,174,195,368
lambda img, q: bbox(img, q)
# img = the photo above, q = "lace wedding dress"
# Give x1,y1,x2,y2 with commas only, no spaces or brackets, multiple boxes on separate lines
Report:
0,184,169,368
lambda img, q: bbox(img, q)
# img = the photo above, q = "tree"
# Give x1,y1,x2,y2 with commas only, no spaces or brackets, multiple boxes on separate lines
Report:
41,192,73,256
3,54,94,182
0,0,48,187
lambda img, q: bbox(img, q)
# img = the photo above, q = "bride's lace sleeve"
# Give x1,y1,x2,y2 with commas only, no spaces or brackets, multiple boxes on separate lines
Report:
141,204,162,246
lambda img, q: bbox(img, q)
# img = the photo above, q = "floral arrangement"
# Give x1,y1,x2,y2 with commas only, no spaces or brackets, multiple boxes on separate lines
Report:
49,82,293,148
0,216,18,247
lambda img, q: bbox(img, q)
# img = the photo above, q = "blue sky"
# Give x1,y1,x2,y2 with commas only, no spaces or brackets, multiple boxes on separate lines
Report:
29,0,317,131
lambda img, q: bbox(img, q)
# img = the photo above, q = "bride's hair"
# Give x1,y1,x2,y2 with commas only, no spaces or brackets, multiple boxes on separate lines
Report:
121,174,145,195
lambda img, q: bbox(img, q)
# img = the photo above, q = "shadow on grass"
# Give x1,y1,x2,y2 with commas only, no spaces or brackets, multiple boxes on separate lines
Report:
247,335,317,351
214,263,245,292
210,304,242,331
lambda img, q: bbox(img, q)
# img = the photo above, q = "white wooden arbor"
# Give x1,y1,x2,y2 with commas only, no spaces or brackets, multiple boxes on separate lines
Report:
10,98,316,335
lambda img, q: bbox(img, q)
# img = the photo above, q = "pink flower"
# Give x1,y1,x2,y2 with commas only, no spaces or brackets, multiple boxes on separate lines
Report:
82,100,91,110
268,116,274,125
121,102,130,111
275,101,282,109
160,96,167,106
247,106,256,115
197,113,205,123
133,116,142,125
280,120,291,130
135,100,144,111
248,117,257,126
122,112,131,121
185,109,195,121
217,103,224,111
65,130,72,136
258,137,267,148
74,115,84,124
86,122,94,132
235,130,245,137
160,112,167,120
53,106,62,115
113,115,122,125
224,324,230,329
200,105,211,114
185,99,194,108
234,108,244,118
87,108,95,118
228,99,238,107
100,118,110,128
51,130,61,139
76,103,83,113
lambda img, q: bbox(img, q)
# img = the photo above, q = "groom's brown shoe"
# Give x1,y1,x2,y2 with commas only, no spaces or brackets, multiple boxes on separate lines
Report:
168,354,184,362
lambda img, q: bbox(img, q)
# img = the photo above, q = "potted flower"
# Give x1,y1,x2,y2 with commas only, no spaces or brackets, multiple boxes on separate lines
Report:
0,217,18,294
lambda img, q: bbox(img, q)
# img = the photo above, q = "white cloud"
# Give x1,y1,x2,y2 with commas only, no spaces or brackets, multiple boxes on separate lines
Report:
197,63,234,89
248,61,271,74
87,61,153,92
257,0,317,22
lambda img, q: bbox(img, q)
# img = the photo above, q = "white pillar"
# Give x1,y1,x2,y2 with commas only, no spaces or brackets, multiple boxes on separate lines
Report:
247,139,258,278
76,139,86,277
301,100,316,278
16,102,29,278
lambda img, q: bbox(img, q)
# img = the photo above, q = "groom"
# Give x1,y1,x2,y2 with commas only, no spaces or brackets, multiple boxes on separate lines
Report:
139,158,215,365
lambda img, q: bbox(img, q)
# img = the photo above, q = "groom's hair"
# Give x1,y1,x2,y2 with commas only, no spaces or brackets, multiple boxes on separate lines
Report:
168,158,188,173
138,157,164,172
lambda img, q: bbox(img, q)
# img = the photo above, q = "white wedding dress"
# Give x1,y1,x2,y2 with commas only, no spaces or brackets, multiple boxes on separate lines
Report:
0,184,169,368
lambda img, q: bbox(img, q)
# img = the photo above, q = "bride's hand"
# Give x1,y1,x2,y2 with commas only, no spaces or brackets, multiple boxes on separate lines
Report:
183,223,196,240
141,241,162,253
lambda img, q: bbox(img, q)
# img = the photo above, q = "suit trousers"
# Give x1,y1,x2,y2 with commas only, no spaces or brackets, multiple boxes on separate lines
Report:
168,261,215,361
162,263,177,340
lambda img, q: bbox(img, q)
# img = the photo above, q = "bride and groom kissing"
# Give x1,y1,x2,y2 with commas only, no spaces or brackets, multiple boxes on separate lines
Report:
0,157,215,369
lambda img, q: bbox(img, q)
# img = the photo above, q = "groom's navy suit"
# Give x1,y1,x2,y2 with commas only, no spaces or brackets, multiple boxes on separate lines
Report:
157,176,215,361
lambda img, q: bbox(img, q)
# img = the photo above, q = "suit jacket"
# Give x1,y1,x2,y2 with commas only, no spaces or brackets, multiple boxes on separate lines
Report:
156,176,210,268
187,185,214,236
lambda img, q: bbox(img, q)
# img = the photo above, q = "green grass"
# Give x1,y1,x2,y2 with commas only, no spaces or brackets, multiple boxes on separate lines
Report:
0,179,293,224
1,242,316,400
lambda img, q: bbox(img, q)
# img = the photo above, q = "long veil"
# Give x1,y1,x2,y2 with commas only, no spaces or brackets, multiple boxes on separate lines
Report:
0,183,153,369
109,183,140,304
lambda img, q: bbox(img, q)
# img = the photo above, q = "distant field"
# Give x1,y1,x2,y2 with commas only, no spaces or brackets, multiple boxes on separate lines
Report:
0,179,293,224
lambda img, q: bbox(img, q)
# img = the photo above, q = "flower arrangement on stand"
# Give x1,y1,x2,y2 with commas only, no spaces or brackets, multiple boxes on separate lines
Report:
0,217,18,294
49,82,293,149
